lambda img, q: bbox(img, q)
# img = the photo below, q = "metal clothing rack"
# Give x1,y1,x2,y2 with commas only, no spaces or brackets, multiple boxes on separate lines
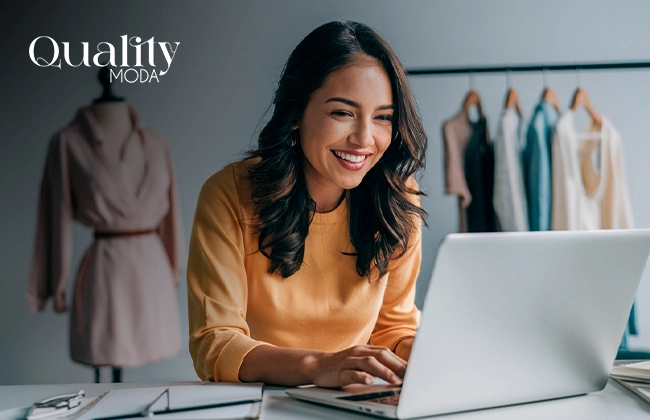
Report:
407,58,650,361
406,60,650,76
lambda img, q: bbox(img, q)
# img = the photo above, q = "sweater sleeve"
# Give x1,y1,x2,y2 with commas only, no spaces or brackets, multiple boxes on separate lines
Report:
369,180,422,352
27,133,73,313
187,165,269,382
156,141,185,286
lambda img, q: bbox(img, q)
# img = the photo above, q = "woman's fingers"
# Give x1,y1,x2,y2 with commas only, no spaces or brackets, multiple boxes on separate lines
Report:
349,347,407,378
339,369,374,386
349,355,403,385
314,345,409,387
369,348,407,378
358,345,407,365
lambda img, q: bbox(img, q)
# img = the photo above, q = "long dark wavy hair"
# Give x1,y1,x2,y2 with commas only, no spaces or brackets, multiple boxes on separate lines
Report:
246,21,428,279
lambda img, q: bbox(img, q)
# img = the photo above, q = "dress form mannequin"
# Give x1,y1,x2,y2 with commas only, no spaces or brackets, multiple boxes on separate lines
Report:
90,69,140,384
87,101,144,384
29,66,183,385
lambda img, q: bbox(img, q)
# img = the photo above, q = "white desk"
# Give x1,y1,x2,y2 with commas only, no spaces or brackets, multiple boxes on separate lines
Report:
0,379,648,419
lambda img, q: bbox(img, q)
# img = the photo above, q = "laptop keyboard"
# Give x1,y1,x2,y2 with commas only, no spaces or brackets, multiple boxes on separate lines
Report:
338,390,401,406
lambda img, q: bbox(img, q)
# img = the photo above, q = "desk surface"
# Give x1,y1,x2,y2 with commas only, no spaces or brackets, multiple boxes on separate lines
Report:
1,379,649,419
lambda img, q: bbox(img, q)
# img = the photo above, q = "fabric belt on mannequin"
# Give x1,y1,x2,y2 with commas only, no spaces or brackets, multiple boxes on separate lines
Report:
93,228,156,239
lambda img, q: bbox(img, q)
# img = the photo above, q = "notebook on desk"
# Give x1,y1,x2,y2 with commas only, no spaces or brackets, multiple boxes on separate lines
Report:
68,383,262,420
287,229,650,419
610,360,650,405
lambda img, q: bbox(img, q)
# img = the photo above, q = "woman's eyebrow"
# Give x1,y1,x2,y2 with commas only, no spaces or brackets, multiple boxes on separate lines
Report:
325,97,395,110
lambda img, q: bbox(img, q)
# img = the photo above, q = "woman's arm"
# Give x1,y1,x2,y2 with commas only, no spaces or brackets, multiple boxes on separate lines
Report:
239,344,407,387
370,179,422,357
188,167,265,382
189,165,408,386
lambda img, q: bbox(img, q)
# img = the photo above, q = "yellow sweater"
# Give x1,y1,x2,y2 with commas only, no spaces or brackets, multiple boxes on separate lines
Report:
188,158,422,382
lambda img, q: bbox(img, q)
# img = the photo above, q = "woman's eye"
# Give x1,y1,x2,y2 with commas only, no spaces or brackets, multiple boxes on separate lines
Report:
332,110,352,117
376,114,393,122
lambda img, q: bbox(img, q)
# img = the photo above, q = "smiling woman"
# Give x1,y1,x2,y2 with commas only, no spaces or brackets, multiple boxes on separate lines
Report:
187,21,429,388
298,59,395,210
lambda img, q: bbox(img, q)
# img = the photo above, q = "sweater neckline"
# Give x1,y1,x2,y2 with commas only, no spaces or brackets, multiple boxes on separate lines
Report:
311,195,348,228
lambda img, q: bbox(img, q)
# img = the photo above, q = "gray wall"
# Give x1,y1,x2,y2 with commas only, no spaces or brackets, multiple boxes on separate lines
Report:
2,0,650,385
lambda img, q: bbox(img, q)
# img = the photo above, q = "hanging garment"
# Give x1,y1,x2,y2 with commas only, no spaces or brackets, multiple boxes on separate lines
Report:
443,111,497,233
551,111,634,230
523,100,559,231
27,104,184,367
493,108,529,231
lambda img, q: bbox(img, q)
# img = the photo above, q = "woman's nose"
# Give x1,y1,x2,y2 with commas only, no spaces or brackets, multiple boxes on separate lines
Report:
349,118,374,147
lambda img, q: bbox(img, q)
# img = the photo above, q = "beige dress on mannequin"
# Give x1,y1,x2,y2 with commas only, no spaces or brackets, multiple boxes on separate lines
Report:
28,103,184,367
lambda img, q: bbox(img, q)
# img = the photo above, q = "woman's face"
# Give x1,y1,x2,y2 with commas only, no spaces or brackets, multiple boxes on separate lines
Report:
296,55,394,205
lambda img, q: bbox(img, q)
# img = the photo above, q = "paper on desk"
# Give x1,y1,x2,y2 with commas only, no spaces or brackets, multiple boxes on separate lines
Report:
140,401,261,419
638,386,650,399
72,383,262,420
610,361,650,382
611,376,650,406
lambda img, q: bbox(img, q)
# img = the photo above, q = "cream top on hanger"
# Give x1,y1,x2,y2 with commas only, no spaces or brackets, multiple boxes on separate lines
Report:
552,111,633,230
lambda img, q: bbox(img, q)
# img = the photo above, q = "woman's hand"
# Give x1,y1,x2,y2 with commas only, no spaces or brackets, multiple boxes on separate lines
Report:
307,345,407,388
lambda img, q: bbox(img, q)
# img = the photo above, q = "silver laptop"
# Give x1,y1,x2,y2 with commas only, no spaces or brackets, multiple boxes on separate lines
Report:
286,229,650,419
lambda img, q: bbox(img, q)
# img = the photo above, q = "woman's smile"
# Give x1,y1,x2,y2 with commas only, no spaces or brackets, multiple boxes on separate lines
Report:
331,149,372,170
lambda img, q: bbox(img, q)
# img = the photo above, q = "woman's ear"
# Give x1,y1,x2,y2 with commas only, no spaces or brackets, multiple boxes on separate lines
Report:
291,121,300,130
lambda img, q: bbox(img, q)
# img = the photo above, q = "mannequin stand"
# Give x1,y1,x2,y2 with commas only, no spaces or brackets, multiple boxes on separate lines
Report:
93,367,123,383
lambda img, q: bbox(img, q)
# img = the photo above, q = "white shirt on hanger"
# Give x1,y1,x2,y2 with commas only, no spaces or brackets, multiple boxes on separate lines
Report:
493,108,529,231
551,111,634,230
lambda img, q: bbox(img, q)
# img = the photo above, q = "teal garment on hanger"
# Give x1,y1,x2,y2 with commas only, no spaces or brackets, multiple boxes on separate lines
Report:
523,100,558,231
618,301,638,353
622,301,638,343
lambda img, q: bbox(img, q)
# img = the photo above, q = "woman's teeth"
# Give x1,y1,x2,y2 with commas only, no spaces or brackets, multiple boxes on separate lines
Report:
333,151,367,163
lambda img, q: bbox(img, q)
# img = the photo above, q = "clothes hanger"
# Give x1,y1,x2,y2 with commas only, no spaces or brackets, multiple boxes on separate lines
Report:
503,69,523,117
570,67,602,127
539,67,560,112
570,88,602,127
504,88,523,117
462,90,483,116
461,70,484,116
541,88,561,112
571,68,603,179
